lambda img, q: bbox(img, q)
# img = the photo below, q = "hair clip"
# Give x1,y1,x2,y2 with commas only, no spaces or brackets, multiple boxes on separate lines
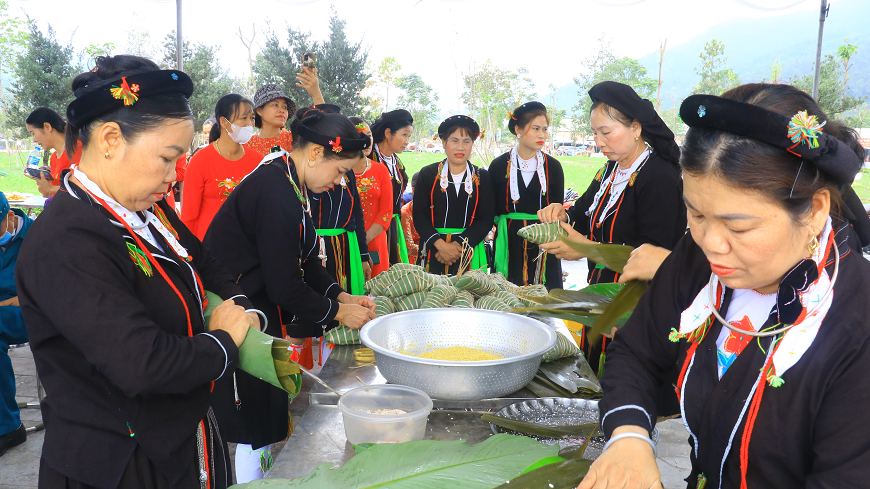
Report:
110,77,139,106
787,110,825,152
170,73,178,80
329,137,343,152
355,123,366,133
507,111,516,120
478,130,486,139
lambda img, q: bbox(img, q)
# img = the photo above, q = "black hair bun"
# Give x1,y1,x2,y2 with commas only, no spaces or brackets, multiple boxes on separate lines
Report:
72,55,161,97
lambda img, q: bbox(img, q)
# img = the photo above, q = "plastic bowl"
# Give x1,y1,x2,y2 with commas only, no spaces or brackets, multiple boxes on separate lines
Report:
337,384,433,445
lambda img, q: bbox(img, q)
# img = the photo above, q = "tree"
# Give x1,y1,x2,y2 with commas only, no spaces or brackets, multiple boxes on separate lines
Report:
693,39,740,96
656,39,667,112
5,21,76,138
162,32,241,126
317,10,370,116
770,57,783,84
837,39,858,99
254,11,371,117
395,73,438,147
252,24,316,109
791,54,865,117
0,1,28,110
372,57,402,111
125,12,157,61
85,42,115,59
462,60,537,162
572,36,657,137
237,24,257,97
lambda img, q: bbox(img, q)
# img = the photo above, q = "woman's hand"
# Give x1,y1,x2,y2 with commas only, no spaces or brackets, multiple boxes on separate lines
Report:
619,244,671,283
338,292,377,313
296,67,325,105
434,239,462,265
577,426,663,489
366,224,385,244
538,203,568,223
539,222,592,260
35,176,59,198
209,299,254,347
335,303,377,329
363,260,372,281
0,296,19,307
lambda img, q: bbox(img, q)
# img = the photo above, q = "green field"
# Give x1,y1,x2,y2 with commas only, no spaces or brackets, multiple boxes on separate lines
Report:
3,150,870,204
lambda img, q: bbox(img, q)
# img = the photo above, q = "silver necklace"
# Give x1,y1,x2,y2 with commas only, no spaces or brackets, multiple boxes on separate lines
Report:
709,246,839,338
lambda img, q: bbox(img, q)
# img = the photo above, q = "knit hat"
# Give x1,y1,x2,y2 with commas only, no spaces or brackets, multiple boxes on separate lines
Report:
253,84,297,115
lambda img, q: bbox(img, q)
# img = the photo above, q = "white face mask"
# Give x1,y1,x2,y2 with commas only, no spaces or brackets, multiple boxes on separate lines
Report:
224,119,254,144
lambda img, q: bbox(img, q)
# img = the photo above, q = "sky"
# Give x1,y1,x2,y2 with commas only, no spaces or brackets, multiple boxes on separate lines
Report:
13,0,823,113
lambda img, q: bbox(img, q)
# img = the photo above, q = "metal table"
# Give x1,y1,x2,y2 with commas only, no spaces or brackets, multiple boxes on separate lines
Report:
269,316,575,480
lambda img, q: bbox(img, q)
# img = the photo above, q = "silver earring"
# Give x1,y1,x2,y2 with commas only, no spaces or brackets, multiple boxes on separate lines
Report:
104,152,109,159
634,136,639,141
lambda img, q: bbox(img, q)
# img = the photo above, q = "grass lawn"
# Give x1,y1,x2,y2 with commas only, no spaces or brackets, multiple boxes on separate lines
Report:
3,149,870,204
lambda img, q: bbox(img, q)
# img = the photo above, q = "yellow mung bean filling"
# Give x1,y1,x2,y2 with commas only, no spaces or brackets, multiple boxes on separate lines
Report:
414,346,503,361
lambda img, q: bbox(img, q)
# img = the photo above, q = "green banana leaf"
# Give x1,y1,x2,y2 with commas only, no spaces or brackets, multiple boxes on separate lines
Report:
512,302,605,322
482,414,602,439
494,441,593,489
558,241,634,273
204,291,301,398
232,434,559,488
524,289,614,306
587,280,648,345
538,355,602,396
580,283,625,298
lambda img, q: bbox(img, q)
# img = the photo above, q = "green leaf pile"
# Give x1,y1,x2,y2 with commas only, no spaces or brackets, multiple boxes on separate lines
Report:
233,434,558,488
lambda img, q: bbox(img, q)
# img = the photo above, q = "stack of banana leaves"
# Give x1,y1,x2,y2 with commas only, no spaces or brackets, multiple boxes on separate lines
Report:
204,292,302,398
229,433,593,489
528,353,603,399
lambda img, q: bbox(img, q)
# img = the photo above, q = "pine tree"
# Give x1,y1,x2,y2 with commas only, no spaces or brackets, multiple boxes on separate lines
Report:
162,32,241,126
317,10,370,116
5,20,76,138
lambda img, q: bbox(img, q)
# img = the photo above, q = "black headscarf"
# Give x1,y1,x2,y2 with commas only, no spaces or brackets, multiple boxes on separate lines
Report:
588,81,681,165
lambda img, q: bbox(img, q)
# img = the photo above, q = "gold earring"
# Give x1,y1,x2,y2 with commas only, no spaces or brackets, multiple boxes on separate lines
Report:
104,152,110,159
807,235,820,255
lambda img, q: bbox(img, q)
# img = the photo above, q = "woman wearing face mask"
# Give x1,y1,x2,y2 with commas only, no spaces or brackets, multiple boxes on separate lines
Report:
413,116,494,275
181,94,261,240
490,102,564,288
350,117,393,278
578,84,870,489
25,108,81,198
370,109,413,265
245,69,325,157
203,109,376,483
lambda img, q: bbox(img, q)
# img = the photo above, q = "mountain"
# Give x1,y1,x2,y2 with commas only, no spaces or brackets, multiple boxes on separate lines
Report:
547,0,869,114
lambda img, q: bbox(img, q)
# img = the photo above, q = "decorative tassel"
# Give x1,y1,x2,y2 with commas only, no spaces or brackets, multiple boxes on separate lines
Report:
597,351,606,378
787,110,825,150
669,328,682,342
110,76,139,106
696,473,707,489
126,242,153,276
767,373,785,387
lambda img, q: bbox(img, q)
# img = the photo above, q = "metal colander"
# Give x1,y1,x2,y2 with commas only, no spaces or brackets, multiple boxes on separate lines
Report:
359,308,557,401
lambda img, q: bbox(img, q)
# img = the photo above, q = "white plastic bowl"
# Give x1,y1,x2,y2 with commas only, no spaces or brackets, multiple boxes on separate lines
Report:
337,384,433,445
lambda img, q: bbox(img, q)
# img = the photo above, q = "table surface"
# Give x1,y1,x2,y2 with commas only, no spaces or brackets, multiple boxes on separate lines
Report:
268,315,579,480
9,196,45,208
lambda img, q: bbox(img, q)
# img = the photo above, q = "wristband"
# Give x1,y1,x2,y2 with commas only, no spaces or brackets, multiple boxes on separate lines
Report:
245,309,268,332
603,432,657,458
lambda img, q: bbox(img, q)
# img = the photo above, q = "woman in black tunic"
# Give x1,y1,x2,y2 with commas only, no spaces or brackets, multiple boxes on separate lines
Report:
539,81,685,373
369,109,413,265
579,84,870,489
413,116,494,275
490,102,564,288
203,109,375,483
16,56,257,489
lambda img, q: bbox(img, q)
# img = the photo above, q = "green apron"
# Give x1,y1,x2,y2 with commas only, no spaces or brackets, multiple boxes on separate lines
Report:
493,212,539,277
393,213,410,263
434,227,488,271
315,228,365,296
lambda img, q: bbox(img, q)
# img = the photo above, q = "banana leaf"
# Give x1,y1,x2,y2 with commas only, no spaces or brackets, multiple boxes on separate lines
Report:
580,282,625,298
493,444,592,489
204,291,301,398
558,240,634,273
232,434,558,488
482,414,602,439
511,301,606,323
526,372,602,400
538,355,602,396
524,289,614,306
587,279,649,345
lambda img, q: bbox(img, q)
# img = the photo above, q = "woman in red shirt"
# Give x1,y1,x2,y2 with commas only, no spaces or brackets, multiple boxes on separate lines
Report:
245,68,325,157
25,108,81,198
182,94,261,240
350,117,393,277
